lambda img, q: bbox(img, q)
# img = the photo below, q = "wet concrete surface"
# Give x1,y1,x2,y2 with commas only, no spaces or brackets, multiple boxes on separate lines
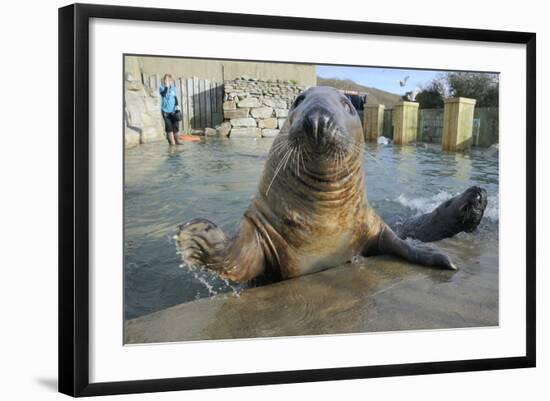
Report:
125,247,498,344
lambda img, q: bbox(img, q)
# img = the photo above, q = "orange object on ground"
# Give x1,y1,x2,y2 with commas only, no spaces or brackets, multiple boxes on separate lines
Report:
179,134,201,142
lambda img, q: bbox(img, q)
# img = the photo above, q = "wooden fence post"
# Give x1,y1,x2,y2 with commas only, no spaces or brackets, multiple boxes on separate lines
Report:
441,97,477,151
393,101,419,144
363,104,385,142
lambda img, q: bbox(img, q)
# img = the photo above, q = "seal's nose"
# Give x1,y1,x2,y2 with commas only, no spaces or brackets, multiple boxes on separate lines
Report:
467,186,487,205
478,187,488,204
302,107,333,144
472,186,486,199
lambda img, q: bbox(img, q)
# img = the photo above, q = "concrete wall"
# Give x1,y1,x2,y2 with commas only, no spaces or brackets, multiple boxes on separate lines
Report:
124,78,166,148
382,109,394,139
417,107,498,147
474,107,499,147
418,108,444,143
125,55,317,86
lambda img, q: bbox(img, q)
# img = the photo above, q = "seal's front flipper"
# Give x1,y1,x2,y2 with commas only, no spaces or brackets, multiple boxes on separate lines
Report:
177,217,267,283
375,225,457,270
176,218,227,270
219,217,267,282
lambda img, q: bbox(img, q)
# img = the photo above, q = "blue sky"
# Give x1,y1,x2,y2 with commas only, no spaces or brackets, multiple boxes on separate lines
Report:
316,65,442,95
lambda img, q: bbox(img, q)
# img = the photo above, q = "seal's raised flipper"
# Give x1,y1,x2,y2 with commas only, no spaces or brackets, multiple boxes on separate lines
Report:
177,217,267,283
372,225,457,270
177,218,227,269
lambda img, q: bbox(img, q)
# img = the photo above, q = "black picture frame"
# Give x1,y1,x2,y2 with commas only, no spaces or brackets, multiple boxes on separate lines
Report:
58,3,536,397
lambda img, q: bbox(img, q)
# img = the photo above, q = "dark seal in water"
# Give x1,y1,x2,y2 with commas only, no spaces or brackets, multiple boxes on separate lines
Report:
395,186,488,242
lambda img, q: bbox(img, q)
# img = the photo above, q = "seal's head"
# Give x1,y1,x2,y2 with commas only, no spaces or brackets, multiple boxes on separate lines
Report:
440,186,488,232
261,86,367,197
286,86,364,159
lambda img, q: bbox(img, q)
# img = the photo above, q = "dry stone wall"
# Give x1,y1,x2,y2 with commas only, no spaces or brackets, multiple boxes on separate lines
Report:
217,76,308,138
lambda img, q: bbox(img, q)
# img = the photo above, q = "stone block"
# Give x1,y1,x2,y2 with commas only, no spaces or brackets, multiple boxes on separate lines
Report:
224,108,249,119
262,98,277,108
258,118,278,129
230,118,257,127
215,122,231,137
230,127,262,138
237,98,261,108
204,128,218,137
251,107,274,118
275,108,288,118
223,100,236,110
278,118,287,129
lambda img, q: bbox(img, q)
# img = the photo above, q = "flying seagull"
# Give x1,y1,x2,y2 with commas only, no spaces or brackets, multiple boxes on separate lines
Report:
399,76,410,87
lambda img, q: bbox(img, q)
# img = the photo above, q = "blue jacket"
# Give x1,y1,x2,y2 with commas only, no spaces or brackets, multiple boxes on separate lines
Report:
160,84,177,113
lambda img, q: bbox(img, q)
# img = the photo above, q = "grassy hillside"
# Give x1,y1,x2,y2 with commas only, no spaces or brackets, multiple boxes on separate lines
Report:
317,76,402,109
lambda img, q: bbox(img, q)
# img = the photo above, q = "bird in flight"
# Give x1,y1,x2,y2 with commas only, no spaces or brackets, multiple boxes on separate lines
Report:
399,76,410,87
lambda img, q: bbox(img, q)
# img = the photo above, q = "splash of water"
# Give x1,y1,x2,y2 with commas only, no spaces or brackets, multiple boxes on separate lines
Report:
396,191,454,215
483,196,499,222
173,234,244,298
191,269,218,296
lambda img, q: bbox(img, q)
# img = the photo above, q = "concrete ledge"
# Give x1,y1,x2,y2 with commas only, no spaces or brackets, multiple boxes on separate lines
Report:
124,255,498,344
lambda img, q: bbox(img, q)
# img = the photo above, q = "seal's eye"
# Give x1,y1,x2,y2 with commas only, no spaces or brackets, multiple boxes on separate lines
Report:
292,94,305,109
341,99,355,115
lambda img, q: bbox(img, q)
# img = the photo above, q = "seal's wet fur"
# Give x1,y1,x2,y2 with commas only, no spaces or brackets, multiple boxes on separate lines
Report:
177,86,457,284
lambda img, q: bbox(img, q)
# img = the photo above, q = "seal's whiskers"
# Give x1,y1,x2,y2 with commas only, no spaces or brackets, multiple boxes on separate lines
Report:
270,140,289,155
265,146,294,196
298,145,306,175
294,147,300,177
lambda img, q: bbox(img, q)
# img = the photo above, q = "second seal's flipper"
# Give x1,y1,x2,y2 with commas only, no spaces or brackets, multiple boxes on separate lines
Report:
375,225,457,270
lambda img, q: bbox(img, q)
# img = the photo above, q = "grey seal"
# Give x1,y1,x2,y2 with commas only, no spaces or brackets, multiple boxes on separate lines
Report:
177,86,456,284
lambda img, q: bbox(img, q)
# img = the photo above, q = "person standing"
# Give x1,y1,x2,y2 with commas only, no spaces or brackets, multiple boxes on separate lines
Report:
159,73,181,145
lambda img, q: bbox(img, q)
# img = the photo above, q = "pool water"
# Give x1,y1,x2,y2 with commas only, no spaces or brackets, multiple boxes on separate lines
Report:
124,139,498,321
